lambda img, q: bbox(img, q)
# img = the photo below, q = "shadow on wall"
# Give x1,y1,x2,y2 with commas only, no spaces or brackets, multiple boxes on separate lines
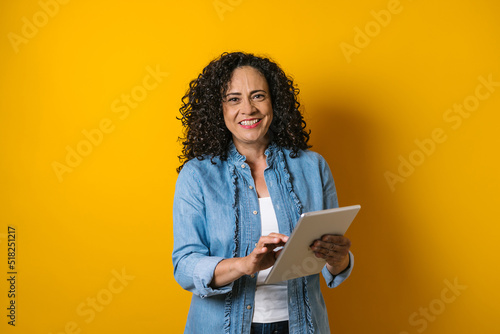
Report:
309,102,425,333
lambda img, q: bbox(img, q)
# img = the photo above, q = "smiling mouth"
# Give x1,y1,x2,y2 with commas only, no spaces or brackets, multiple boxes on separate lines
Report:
239,119,261,126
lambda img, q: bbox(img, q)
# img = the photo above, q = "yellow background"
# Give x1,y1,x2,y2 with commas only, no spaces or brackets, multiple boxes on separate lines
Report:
1,0,499,333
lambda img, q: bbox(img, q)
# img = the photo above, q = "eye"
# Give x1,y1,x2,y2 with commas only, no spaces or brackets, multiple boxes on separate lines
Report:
253,94,265,100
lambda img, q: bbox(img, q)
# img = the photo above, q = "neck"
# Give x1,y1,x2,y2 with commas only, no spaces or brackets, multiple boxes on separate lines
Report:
233,141,269,164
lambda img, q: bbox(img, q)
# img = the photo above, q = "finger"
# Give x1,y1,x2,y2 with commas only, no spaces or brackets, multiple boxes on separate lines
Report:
321,235,351,247
257,235,288,249
311,241,349,258
251,243,280,258
311,239,336,251
252,245,269,255
263,244,285,253
267,232,289,243
311,245,334,257
310,241,331,255
313,250,340,261
256,236,278,247
312,237,350,253
313,249,347,265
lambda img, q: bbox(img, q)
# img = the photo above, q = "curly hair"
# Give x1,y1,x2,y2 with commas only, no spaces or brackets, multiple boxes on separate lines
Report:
177,51,311,173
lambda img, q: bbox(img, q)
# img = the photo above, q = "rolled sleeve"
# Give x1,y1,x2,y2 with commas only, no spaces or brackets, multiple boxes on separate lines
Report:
322,251,354,288
193,256,234,298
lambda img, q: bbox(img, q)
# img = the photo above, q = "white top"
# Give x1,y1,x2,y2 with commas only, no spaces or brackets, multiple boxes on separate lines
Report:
252,197,289,323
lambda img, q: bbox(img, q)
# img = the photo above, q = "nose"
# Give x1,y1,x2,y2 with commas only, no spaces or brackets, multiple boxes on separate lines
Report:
241,97,257,115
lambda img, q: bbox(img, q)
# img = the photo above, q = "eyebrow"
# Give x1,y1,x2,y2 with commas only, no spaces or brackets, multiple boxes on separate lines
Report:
224,89,267,97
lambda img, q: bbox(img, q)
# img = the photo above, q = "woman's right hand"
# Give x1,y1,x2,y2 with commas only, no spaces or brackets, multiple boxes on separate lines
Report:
241,233,289,275
210,233,289,288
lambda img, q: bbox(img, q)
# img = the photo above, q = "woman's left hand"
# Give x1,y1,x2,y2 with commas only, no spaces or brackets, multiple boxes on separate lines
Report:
310,235,351,276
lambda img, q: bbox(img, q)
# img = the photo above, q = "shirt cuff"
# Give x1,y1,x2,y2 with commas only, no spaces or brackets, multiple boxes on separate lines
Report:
194,256,234,298
322,251,354,288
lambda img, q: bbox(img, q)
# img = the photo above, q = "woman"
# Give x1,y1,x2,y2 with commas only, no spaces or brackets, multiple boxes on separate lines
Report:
172,52,353,334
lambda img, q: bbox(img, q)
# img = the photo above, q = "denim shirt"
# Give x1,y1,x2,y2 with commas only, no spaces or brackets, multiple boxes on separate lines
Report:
172,142,354,334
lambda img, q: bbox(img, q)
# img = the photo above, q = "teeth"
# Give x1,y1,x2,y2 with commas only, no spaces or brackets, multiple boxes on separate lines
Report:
240,119,259,126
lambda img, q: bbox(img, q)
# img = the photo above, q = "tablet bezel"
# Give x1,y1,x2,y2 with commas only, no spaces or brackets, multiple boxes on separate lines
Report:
263,204,360,284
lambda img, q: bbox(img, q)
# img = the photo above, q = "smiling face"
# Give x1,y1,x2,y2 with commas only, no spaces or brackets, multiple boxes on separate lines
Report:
222,66,273,153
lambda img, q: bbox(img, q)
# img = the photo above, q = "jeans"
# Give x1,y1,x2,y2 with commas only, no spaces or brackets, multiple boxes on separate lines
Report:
250,321,289,334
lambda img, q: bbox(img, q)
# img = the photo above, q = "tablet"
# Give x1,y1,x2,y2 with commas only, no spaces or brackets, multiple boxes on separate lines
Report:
264,204,360,284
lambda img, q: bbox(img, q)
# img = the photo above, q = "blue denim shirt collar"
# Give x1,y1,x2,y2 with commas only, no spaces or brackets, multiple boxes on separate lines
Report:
227,141,280,168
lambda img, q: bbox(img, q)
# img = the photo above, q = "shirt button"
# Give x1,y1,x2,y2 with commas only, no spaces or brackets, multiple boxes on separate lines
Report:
253,210,258,215
241,164,245,168
249,185,254,190
246,305,252,310
250,274,255,278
